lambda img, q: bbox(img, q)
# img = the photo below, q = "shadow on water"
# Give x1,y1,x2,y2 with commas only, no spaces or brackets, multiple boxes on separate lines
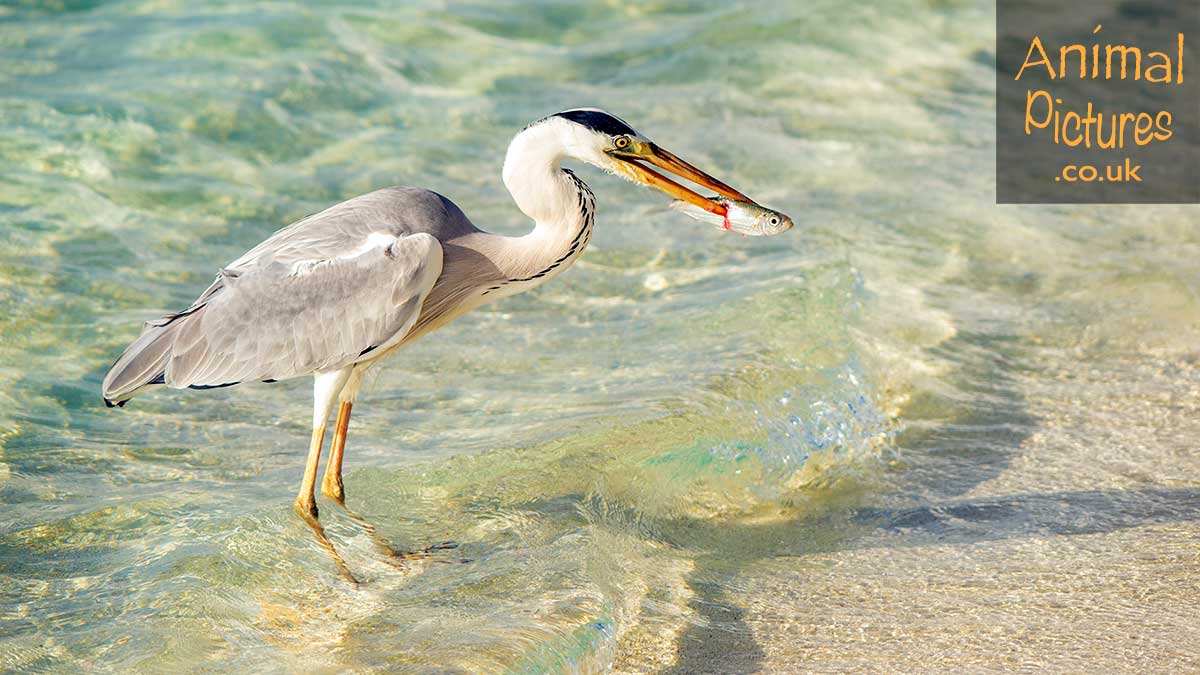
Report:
660,579,766,675
853,487,1200,543
649,487,1200,563
894,330,1041,499
654,325,1041,671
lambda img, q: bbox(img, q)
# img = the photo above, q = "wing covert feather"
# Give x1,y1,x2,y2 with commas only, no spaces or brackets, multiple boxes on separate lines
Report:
163,233,442,388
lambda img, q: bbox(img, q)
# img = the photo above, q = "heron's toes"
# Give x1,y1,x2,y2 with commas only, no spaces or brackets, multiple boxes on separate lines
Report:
320,476,345,504
293,498,320,524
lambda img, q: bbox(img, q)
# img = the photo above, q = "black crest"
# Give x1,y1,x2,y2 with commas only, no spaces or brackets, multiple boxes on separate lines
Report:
552,108,637,137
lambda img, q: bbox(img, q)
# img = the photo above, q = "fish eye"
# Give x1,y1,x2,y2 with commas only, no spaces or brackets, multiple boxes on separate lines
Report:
614,135,631,149
769,217,779,225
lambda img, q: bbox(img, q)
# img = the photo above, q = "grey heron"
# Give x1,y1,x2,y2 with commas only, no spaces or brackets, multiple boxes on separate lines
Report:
101,108,784,566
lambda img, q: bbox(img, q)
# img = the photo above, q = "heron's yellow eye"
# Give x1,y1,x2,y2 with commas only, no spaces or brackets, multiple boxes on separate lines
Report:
614,136,631,149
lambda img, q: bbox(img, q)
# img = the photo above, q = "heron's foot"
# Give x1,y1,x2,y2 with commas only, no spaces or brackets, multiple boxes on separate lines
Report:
320,475,345,505
329,501,418,563
327,499,468,566
294,497,319,522
293,498,359,585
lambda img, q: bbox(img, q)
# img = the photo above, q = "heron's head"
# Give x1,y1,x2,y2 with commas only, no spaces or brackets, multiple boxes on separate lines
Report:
513,108,752,218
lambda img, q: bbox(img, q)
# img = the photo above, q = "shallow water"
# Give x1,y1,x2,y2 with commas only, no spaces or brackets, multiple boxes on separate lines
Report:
2,0,1198,672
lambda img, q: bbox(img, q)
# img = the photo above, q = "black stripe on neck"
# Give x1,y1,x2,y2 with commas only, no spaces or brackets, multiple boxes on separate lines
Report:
483,170,594,294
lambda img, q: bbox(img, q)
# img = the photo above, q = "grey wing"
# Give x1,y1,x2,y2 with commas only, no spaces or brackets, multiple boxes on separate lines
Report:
101,232,442,403
102,186,479,405
167,233,443,387
156,187,474,322
230,186,477,268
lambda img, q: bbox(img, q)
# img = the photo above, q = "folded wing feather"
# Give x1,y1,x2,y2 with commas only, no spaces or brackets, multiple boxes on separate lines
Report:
161,231,442,388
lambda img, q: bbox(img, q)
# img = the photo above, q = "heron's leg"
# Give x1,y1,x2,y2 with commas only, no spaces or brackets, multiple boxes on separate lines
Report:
321,401,352,503
294,423,327,520
321,367,363,504
293,424,356,583
295,369,350,518
294,369,356,581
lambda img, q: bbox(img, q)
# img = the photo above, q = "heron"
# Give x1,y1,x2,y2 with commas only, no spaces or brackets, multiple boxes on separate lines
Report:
101,108,787,568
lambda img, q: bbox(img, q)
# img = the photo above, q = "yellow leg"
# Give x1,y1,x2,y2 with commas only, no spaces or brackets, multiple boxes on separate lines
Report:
321,401,353,504
292,424,358,583
294,424,326,519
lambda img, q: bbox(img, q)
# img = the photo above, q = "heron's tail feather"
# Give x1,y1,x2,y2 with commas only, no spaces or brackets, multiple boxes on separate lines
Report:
101,319,182,407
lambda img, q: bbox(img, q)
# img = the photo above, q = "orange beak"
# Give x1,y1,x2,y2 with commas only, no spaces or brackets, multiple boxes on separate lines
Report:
607,141,752,216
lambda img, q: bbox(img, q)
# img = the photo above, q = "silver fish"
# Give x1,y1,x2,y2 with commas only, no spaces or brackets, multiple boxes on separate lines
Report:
669,197,794,236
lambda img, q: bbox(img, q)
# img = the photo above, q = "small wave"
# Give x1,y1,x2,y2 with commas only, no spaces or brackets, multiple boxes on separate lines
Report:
713,358,894,495
629,358,894,523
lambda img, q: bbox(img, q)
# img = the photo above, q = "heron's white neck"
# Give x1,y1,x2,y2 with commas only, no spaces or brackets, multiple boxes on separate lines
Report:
490,120,596,283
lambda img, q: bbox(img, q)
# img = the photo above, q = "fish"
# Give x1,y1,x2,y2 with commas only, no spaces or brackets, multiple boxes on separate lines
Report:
669,197,794,236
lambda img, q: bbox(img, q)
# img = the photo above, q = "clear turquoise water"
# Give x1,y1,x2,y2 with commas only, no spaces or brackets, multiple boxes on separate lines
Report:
2,1,1199,672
